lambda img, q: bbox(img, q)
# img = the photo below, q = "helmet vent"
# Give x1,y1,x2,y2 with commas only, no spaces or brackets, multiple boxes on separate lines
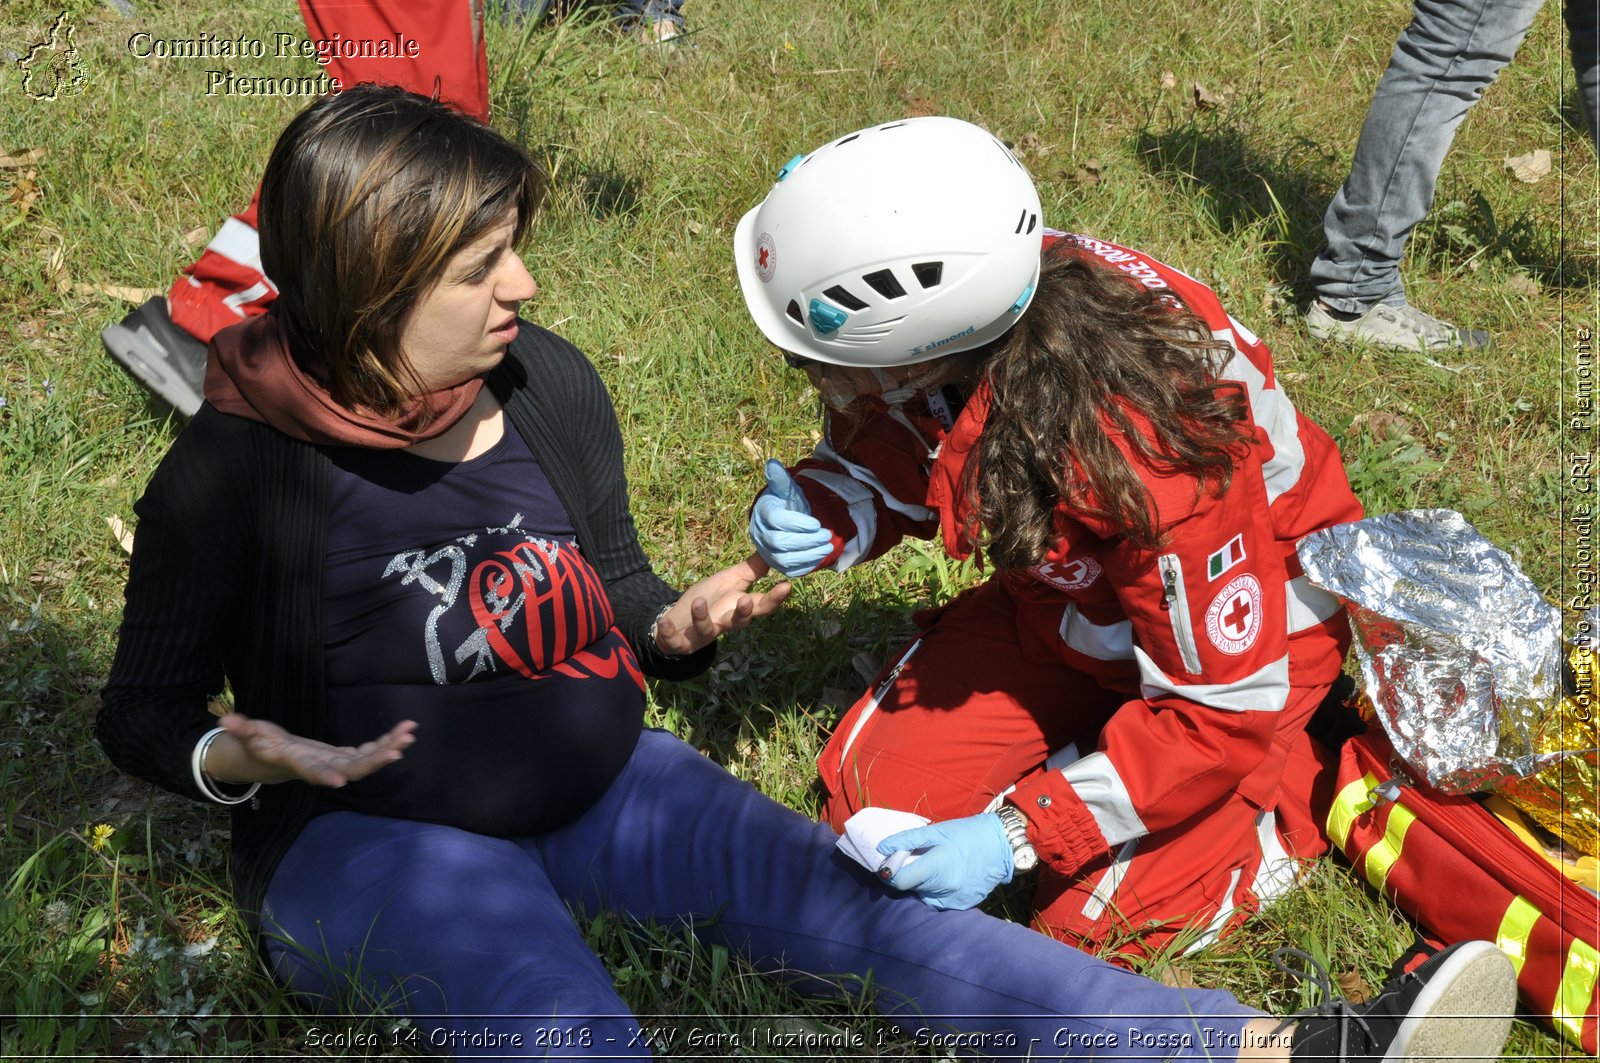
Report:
912,262,943,288
862,269,906,299
836,133,862,147
822,285,868,311
878,122,907,131
1026,213,1038,235
786,300,804,324
849,316,903,336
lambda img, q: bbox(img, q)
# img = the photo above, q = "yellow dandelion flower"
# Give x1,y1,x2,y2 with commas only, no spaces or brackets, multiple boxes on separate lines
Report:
90,823,115,851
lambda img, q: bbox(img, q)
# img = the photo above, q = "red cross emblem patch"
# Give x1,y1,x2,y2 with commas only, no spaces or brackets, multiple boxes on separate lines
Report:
755,232,777,283
1031,557,1102,591
1204,573,1263,655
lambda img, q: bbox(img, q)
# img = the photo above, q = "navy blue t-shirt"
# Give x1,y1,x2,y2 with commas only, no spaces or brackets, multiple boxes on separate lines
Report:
317,422,645,836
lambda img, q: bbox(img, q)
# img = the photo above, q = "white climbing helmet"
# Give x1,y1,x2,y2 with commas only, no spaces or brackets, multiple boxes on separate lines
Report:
734,116,1043,368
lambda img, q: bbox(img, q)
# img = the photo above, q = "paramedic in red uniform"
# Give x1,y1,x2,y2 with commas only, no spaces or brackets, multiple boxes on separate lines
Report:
735,117,1364,960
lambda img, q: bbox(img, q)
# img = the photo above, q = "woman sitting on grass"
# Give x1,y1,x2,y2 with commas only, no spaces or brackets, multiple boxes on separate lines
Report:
98,85,1513,1061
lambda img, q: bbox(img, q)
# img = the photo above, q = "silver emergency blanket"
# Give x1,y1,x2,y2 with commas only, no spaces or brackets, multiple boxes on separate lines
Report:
1297,509,1567,792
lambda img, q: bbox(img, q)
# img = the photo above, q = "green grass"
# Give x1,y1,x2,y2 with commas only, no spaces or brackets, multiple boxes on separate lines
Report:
1,0,1594,1056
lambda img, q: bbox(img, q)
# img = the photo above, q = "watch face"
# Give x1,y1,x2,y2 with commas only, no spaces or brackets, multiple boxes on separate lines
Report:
1014,846,1038,872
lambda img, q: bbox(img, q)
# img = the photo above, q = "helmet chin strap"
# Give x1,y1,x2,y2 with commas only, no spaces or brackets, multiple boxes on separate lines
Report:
874,368,919,408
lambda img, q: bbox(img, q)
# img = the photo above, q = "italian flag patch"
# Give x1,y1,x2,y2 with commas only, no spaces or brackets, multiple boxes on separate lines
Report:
1207,535,1246,580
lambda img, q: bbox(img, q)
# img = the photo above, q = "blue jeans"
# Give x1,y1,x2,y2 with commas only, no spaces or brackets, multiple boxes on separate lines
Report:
613,0,683,29
1310,0,1599,312
262,730,1258,1059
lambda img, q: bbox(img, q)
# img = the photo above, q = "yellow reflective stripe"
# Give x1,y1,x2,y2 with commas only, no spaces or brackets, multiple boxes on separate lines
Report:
1327,772,1380,849
1362,802,1415,892
1554,938,1599,1046
1495,896,1540,978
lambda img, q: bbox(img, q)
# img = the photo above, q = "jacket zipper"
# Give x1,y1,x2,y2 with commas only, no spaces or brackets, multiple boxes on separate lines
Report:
1159,554,1202,674
835,639,923,773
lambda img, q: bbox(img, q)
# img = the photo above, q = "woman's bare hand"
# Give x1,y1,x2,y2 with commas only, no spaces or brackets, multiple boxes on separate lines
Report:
651,553,792,657
211,712,417,788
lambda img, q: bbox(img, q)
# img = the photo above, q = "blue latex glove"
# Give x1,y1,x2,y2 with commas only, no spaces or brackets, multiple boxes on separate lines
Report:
876,812,1014,911
749,459,833,576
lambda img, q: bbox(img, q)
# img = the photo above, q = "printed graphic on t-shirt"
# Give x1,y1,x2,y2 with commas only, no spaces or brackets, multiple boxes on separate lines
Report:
382,513,642,688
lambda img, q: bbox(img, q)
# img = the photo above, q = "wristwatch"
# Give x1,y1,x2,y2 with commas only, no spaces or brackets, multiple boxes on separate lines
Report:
995,804,1038,872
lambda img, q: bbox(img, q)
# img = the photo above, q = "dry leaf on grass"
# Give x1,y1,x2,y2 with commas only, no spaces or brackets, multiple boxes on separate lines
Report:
1504,149,1551,184
1506,274,1541,298
1335,969,1372,1004
106,515,135,555
740,436,764,465
1065,158,1105,185
1350,410,1415,441
1013,131,1047,159
0,147,47,168
1160,70,1176,90
1154,964,1202,989
71,282,162,303
182,225,210,247
1192,82,1225,110
8,169,41,216
46,242,69,294
29,562,70,588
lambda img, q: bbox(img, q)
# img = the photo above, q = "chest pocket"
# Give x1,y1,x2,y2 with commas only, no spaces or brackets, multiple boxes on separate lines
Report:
1157,553,1203,675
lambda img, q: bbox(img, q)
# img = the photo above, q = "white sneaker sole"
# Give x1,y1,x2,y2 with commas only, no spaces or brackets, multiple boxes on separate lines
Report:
1383,941,1516,1063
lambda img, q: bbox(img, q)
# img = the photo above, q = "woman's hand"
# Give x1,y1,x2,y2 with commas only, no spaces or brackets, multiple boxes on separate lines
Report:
651,553,792,657
208,712,417,788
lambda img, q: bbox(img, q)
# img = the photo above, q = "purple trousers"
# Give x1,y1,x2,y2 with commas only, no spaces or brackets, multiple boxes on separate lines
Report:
263,729,1259,1059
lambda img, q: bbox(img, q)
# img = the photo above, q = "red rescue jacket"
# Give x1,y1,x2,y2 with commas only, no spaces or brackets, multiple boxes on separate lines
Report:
778,231,1364,876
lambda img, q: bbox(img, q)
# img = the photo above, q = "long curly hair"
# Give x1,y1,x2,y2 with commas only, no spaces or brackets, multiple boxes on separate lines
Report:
963,249,1255,567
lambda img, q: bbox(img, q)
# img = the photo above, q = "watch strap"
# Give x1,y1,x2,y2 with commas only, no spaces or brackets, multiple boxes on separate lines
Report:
995,804,1037,870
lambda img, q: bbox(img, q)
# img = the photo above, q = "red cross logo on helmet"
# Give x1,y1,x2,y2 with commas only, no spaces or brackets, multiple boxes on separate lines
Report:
755,233,777,283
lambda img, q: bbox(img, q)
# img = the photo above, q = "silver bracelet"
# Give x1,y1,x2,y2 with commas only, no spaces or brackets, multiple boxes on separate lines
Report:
189,726,261,806
647,603,688,659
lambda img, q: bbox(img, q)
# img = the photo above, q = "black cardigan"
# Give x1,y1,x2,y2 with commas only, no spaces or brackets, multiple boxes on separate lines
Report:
97,324,715,934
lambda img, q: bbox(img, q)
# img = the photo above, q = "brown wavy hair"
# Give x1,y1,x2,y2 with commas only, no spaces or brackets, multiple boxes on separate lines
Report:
258,84,545,415
963,250,1254,567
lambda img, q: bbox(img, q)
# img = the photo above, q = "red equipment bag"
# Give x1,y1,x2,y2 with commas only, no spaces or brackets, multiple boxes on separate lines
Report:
1327,726,1600,1053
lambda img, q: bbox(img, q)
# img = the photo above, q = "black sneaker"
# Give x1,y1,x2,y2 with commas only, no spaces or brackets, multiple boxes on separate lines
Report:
1283,940,1515,1061
100,296,207,417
